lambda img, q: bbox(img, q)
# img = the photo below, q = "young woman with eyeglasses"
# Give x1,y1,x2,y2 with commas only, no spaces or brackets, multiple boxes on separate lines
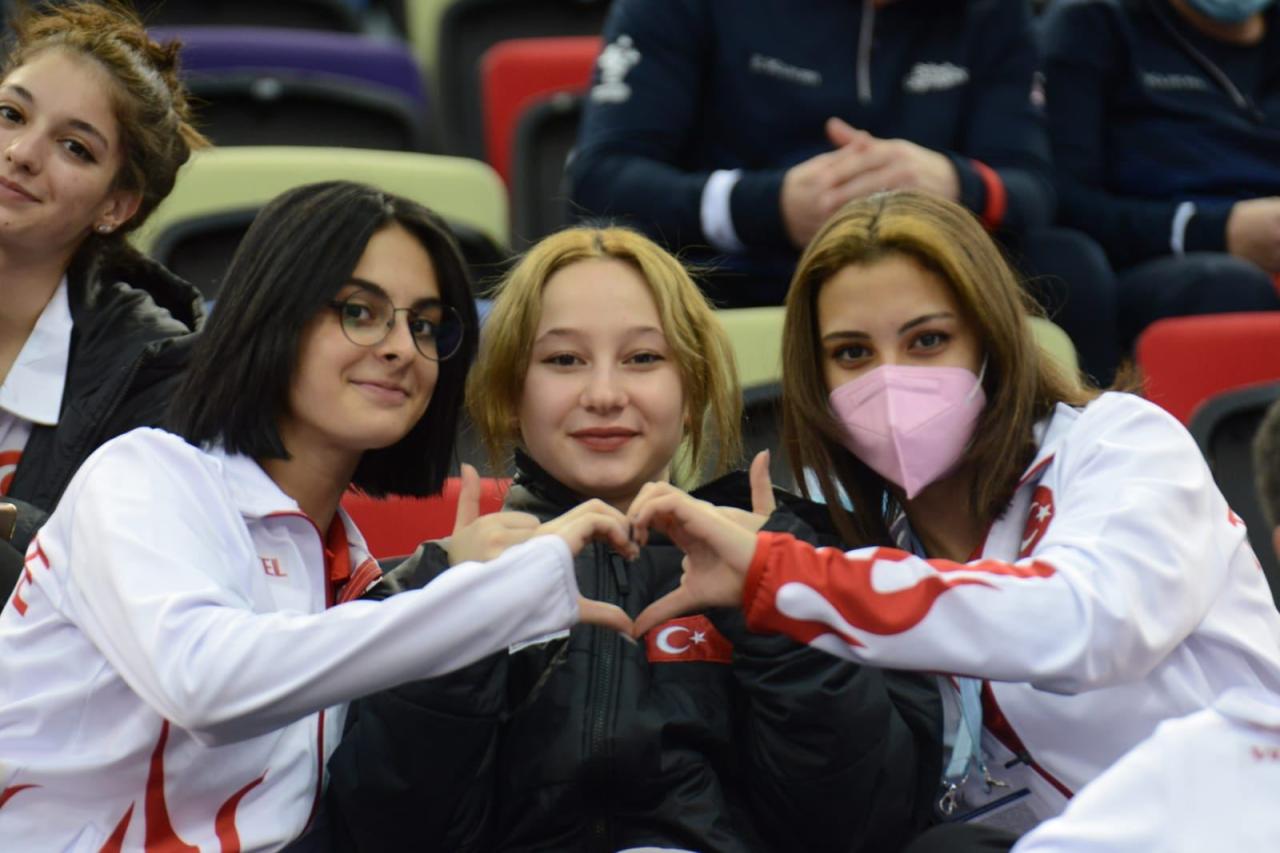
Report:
0,181,636,851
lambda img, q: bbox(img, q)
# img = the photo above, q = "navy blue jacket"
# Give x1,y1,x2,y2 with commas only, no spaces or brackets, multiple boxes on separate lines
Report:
569,0,1054,304
1043,0,1280,269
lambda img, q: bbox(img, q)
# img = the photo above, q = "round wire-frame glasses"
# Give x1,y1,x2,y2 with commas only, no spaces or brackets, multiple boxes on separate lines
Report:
329,291,464,362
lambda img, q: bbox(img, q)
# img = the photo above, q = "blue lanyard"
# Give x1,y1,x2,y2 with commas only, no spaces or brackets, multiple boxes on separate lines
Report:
903,527,988,816
945,677,985,787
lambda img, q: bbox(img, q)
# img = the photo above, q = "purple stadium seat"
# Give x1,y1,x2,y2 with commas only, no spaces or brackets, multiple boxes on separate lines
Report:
151,26,432,150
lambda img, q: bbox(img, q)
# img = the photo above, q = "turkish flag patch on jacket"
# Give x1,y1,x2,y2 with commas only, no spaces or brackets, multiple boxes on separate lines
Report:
1018,485,1055,558
645,615,733,664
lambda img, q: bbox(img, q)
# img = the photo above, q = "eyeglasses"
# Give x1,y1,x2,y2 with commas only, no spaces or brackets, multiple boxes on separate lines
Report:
329,290,464,362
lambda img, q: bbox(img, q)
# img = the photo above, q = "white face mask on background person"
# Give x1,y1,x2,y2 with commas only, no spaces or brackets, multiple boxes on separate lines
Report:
828,360,987,500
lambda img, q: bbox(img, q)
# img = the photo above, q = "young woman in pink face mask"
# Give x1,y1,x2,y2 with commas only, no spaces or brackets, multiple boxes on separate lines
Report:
627,191,1280,843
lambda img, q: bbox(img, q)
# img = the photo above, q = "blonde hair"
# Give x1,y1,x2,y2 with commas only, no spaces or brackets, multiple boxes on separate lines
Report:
3,1,209,237
468,226,743,482
781,191,1095,545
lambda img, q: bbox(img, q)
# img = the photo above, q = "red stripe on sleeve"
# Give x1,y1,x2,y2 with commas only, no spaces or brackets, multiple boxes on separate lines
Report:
971,159,1007,230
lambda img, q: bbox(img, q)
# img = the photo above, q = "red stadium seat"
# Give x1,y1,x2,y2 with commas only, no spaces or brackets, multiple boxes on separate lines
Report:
341,477,511,560
480,36,600,185
1135,312,1280,425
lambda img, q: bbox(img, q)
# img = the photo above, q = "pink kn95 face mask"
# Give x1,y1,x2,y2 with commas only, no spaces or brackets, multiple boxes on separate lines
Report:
828,362,987,500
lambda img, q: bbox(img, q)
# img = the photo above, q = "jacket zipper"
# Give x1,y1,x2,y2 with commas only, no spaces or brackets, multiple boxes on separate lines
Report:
588,542,620,851
265,510,335,828
857,0,876,104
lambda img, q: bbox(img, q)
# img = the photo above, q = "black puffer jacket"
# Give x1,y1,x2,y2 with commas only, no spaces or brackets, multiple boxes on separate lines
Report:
327,453,942,853
5,245,202,553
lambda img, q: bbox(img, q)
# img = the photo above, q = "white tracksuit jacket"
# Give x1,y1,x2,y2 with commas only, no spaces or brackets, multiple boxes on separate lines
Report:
743,393,1280,823
1013,686,1280,851
0,428,583,851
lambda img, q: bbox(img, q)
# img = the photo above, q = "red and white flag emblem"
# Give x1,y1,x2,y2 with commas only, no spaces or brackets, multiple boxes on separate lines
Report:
1018,486,1055,558
645,615,733,664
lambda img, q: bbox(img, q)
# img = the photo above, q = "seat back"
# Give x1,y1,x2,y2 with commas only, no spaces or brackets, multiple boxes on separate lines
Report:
511,92,585,246
134,147,508,299
480,36,599,184
153,27,432,151
405,0,459,100
1188,381,1280,604
1028,316,1080,377
155,26,429,105
341,477,511,560
1136,312,1280,424
137,0,362,31
435,0,611,157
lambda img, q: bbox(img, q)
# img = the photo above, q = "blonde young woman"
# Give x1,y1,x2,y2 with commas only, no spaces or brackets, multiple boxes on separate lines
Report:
327,226,942,853
625,191,1280,845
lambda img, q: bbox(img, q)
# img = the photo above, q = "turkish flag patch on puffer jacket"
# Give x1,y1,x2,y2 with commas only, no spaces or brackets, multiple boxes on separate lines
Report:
645,615,734,664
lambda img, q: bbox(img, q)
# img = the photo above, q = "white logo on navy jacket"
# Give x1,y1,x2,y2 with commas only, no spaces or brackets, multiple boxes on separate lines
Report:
0,428,581,851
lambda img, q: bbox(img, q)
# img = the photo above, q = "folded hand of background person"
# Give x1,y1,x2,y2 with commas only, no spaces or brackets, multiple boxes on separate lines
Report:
1227,197,1280,273
824,117,962,206
535,497,639,634
446,464,541,565
781,118,960,248
627,482,760,637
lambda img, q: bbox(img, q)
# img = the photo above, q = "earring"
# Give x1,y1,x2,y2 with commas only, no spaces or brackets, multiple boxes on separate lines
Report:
96,224,112,234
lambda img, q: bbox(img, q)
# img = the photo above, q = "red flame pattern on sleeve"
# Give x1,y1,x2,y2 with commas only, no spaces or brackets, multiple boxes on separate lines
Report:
745,533,1056,647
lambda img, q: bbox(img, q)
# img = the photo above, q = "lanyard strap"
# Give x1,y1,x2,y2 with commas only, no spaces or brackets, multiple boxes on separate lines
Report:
945,676,985,785
902,527,989,815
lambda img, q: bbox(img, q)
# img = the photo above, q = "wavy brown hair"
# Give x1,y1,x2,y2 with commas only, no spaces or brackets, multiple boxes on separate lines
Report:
3,0,209,241
468,226,743,482
781,191,1095,546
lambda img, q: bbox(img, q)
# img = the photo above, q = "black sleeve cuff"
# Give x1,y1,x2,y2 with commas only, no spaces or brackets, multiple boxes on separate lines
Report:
729,169,791,249
948,153,985,219
1184,202,1233,253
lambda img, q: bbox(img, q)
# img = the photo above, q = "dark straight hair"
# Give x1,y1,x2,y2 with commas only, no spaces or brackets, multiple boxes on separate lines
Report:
167,180,479,497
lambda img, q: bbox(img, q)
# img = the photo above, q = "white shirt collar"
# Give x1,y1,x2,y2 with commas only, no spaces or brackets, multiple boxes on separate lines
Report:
206,442,375,563
0,277,72,426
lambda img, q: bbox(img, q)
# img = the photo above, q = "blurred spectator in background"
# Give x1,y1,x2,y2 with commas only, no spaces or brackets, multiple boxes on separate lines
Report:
1043,0,1280,349
571,0,1120,383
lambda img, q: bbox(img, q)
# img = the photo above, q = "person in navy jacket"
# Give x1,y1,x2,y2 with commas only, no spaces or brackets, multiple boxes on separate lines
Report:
571,0,1120,382
1043,0,1280,346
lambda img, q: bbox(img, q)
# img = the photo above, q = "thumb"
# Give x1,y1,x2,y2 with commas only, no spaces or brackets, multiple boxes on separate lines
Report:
826,116,863,149
749,450,776,516
452,463,481,533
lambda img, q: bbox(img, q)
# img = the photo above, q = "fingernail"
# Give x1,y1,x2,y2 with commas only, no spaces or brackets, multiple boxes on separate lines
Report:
617,631,638,646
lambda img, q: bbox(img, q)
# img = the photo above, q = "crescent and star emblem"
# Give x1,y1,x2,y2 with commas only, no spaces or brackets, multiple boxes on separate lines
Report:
655,625,707,655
